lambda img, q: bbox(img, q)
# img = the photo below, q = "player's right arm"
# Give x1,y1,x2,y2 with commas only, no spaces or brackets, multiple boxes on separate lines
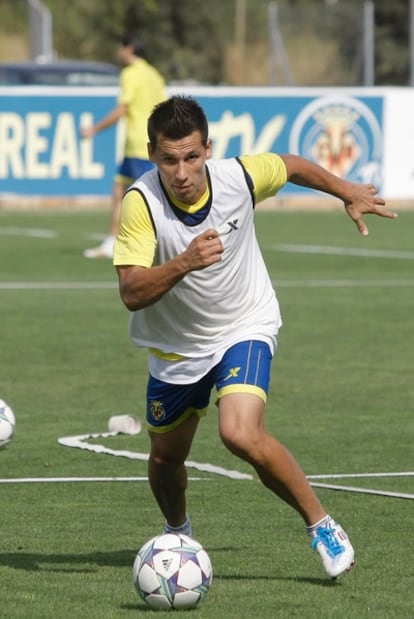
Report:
114,191,223,311
81,104,127,139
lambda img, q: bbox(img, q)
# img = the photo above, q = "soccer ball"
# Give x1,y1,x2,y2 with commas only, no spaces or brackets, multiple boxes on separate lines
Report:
133,533,213,610
0,399,15,448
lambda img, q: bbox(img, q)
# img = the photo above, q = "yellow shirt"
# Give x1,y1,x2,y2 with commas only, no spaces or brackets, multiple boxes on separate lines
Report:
114,152,287,266
118,59,166,159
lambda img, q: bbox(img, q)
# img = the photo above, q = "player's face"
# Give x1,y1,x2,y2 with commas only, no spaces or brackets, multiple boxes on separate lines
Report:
116,44,132,65
148,130,212,205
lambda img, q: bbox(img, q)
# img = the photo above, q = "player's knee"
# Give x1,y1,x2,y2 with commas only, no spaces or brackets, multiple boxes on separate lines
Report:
149,450,185,469
219,424,258,461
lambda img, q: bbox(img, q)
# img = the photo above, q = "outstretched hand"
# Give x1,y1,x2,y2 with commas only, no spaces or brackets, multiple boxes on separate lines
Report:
344,183,397,236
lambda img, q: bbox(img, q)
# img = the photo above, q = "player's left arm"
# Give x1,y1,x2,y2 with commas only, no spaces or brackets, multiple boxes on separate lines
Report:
239,153,288,202
280,153,398,236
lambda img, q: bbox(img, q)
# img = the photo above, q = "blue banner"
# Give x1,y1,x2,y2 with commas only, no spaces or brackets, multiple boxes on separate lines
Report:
0,88,118,196
194,90,384,194
0,86,384,197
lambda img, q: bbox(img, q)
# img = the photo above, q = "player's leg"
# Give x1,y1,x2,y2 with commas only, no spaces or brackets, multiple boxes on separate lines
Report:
218,391,326,525
215,340,355,577
83,179,127,258
108,158,154,241
148,413,199,530
83,157,153,258
218,396,354,577
145,370,212,534
109,178,128,237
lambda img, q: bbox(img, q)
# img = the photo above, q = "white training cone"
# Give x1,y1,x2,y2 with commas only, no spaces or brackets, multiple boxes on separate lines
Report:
108,415,142,435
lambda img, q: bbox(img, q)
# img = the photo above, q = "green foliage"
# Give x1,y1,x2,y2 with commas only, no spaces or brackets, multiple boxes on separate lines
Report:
0,207,413,618
0,0,27,31
42,0,234,84
375,0,410,85
0,0,411,85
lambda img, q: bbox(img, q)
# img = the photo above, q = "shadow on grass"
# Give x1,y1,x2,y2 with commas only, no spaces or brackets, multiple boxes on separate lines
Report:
0,548,341,589
215,574,340,587
120,577,339,614
0,549,136,573
121,604,165,613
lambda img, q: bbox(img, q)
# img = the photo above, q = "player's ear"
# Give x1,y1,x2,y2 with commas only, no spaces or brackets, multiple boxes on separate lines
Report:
206,138,213,159
147,142,155,162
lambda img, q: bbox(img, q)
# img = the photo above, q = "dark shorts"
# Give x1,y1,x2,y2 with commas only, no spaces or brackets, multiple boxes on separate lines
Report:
146,340,273,433
116,157,154,182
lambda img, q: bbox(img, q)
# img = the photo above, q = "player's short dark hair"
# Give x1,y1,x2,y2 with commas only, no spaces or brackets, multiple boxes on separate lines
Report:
120,32,146,58
147,96,209,148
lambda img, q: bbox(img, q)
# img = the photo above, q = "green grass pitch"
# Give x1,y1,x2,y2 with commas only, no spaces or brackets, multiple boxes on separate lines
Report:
0,207,413,618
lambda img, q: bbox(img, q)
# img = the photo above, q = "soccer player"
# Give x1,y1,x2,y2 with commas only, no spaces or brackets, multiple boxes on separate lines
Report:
82,32,166,258
113,96,397,578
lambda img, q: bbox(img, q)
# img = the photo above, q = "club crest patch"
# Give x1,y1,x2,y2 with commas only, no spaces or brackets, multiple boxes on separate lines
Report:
289,94,383,188
149,400,165,422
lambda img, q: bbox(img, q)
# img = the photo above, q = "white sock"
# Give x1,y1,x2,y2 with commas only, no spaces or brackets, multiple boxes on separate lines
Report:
306,514,333,536
102,235,115,250
164,515,192,537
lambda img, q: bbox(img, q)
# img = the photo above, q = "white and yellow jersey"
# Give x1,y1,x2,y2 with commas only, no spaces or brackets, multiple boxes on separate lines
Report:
118,59,166,159
114,153,287,378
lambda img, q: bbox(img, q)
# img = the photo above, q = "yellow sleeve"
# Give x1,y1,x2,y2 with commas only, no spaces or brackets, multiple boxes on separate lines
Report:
239,153,288,203
118,65,135,106
113,189,156,267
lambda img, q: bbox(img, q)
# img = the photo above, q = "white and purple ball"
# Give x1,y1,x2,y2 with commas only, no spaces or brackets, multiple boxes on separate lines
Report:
0,399,15,448
133,532,213,610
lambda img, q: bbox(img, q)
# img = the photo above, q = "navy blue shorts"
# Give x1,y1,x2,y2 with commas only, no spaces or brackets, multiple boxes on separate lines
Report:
146,340,273,433
116,157,154,182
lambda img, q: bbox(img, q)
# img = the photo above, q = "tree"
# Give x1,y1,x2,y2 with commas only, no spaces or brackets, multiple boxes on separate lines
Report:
1,0,411,86
42,0,235,84
374,0,410,85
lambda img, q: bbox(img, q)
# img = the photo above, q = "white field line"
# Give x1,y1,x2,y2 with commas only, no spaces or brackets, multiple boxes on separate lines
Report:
2,227,413,259
0,476,206,484
1,279,414,290
273,279,414,288
0,282,117,290
1,227,412,259
272,244,414,259
58,432,254,480
308,472,414,479
55,431,413,499
3,425,414,499
1,470,412,500
310,482,414,500
308,471,414,500
0,227,57,238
